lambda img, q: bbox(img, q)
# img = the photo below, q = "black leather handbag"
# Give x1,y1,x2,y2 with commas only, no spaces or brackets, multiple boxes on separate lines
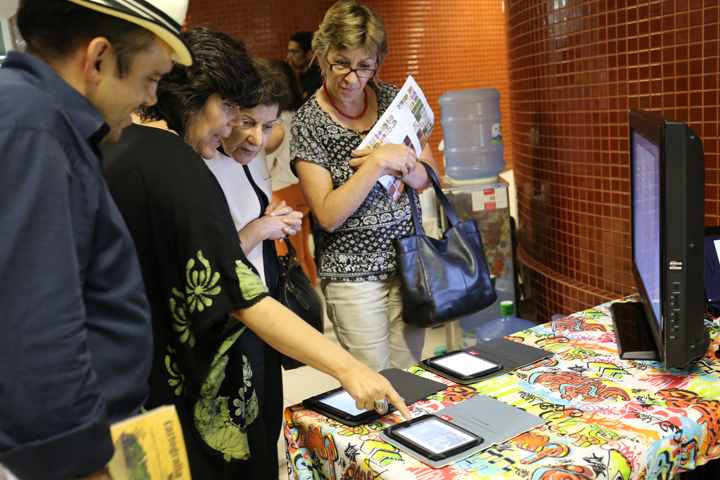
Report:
276,236,324,370
393,162,497,328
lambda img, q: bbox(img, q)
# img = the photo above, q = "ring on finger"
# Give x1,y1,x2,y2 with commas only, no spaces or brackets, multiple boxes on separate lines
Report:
374,399,389,414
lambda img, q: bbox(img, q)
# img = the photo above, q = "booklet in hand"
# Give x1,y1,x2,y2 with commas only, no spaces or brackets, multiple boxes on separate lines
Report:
356,76,435,202
302,368,447,426
108,405,191,480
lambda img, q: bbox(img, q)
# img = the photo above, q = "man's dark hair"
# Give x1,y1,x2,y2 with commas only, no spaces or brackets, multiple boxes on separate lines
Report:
17,0,156,78
289,31,314,53
268,59,303,112
140,26,260,139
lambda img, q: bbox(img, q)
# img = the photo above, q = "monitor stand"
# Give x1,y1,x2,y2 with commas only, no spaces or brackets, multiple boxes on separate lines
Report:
609,302,661,361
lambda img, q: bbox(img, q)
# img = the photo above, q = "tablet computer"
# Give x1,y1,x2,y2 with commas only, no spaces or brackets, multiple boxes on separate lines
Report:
302,368,448,426
384,414,482,461
426,350,502,382
303,387,393,424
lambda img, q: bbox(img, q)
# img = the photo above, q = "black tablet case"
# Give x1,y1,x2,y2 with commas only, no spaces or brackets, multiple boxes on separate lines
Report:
420,337,551,384
379,395,545,468
302,368,448,426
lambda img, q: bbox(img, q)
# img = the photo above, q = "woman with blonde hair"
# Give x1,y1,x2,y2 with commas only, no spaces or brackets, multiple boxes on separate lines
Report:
291,0,440,371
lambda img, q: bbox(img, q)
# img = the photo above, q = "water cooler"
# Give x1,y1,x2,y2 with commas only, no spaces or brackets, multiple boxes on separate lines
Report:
437,87,516,351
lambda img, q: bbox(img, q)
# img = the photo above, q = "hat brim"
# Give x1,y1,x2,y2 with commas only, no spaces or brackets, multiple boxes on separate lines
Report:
66,0,193,66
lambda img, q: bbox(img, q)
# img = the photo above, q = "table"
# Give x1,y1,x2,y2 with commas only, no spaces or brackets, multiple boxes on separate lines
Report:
283,297,720,479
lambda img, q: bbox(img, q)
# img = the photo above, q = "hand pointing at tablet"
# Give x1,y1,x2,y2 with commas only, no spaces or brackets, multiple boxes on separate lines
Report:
336,364,412,420
232,297,412,421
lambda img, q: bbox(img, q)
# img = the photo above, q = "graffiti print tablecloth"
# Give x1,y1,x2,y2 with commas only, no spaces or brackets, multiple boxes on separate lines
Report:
283,297,720,479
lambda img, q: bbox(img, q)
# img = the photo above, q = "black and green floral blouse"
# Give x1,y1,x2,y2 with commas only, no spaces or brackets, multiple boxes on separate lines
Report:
102,124,274,478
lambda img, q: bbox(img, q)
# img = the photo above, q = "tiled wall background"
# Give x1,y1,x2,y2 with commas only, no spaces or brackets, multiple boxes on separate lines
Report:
187,0,720,324
508,0,720,322
185,0,513,172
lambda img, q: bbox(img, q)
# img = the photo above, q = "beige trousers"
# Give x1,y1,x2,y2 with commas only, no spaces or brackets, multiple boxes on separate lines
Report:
321,276,425,371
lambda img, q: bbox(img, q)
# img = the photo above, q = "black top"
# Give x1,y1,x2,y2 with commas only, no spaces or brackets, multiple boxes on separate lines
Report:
0,51,152,480
102,124,278,479
298,63,323,104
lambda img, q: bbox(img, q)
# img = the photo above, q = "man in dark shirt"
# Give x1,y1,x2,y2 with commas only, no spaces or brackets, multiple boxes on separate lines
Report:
287,31,323,103
0,1,191,480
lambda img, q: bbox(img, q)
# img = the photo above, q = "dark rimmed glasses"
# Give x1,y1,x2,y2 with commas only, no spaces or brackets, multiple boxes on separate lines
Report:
328,62,377,79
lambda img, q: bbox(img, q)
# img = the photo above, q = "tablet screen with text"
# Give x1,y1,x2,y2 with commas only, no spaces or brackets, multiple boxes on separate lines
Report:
394,417,477,454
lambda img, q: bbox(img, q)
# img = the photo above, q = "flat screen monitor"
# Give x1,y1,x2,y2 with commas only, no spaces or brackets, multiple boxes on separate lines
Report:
704,226,720,309
612,109,710,369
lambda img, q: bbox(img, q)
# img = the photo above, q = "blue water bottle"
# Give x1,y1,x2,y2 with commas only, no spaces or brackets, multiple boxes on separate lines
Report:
475,300,535,343
438,87,506,183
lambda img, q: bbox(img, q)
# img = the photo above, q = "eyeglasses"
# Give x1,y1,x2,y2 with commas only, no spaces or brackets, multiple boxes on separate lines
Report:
328,62,377,79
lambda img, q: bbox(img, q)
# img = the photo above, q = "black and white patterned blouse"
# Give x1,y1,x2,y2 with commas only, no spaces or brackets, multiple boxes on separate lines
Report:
290,81,423,282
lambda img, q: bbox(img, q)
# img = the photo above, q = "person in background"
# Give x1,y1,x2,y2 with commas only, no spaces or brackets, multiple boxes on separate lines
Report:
287,31,323,103
0,0,191,479
265,58,318,285
102,27,410,480
292,0,440,371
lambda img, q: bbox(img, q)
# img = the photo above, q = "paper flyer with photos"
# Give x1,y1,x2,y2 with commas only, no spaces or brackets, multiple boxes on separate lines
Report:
357,75,434,202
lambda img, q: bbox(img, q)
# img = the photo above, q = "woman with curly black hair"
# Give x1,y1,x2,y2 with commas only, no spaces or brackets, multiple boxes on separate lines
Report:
102,26,409,480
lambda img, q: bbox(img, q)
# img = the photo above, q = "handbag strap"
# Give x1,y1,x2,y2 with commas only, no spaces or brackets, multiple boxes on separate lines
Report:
405,184,423,234
241,163,299,262
406,163,462,232
242,163,279,292
242,164,269,211
283,235,299,260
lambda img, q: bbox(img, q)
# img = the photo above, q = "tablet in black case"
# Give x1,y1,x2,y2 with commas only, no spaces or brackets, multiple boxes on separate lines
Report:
426,350,503,382
302,368,448,426
421,337,551,384
385,414,482,461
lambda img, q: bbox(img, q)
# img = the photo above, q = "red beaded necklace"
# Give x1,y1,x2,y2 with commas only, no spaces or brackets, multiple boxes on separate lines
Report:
323,80,368,120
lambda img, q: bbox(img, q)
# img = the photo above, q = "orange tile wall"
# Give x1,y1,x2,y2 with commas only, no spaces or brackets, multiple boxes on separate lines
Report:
507,0,720,322
185,0,514,173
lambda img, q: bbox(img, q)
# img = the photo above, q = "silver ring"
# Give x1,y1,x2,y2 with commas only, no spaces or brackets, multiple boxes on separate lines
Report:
374,399,389,414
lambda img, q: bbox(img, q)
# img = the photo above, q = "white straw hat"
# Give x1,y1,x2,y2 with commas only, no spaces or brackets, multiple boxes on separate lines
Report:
65,0,193,65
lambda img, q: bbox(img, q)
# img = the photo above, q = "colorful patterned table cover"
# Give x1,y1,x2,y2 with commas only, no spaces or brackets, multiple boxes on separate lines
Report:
283,297,720,479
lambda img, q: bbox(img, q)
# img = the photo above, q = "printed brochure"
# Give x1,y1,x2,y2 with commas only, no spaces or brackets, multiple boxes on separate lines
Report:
357,75,435,202
108,405,191,480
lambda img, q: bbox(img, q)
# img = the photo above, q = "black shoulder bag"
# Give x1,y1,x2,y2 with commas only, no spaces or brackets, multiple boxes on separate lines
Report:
393,162,497,328
276,236,324,369
242,164,323,370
